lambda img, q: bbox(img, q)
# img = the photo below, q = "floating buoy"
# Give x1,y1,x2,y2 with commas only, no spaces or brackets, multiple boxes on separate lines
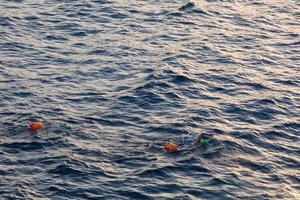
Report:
28,122,45,131
164,142,177,152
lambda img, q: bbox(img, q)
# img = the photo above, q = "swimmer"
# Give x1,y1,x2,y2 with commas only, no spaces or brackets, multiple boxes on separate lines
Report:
164,132,207,153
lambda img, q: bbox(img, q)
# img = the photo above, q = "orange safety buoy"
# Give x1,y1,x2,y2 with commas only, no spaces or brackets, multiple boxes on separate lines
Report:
164,142,177,152
28,122,45,131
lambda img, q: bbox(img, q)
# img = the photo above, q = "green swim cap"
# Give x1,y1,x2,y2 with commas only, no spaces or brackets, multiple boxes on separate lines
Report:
200,139,209,148
59,123,71,129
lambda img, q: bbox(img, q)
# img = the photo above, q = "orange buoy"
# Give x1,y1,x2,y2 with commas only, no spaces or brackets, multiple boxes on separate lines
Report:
28,122,45,131
164,142,177,152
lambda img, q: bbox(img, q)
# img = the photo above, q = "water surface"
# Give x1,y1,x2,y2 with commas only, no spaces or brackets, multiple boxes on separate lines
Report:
0,0,299,199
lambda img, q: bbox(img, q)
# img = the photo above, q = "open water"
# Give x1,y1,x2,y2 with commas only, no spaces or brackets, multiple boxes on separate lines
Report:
0,0,300,199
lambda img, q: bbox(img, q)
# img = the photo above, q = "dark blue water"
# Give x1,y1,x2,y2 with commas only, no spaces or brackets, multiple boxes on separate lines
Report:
1,0,300,199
